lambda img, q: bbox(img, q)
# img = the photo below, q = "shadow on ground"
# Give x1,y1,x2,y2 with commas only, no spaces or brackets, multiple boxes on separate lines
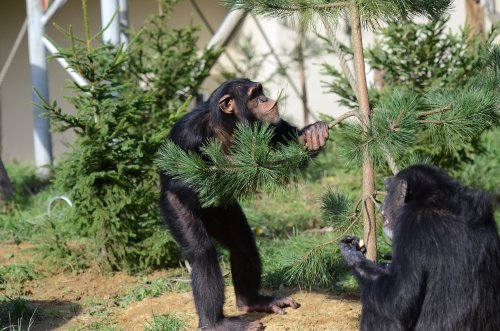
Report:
0,299,82,330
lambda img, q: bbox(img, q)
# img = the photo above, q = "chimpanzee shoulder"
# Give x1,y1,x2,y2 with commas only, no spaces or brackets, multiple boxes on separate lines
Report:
168,106,212,152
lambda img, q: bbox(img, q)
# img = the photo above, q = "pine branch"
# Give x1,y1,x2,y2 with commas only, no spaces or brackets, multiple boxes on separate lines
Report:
321,190,356,228
421,85,499,152
221,0,451,30
417,106,451,118
155,123,311,207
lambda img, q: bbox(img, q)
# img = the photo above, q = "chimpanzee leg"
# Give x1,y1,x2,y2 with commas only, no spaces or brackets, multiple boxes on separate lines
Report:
204,204,262,305
160,191,225,328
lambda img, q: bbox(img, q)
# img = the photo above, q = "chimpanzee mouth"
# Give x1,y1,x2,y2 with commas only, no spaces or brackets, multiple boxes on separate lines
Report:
266,102,278,113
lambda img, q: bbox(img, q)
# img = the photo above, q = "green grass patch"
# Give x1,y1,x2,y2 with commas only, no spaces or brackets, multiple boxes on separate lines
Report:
144,314,188,331
117,276,191,308
0,264,39,297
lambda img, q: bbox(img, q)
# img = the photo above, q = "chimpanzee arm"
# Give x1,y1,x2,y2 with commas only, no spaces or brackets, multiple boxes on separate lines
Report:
340,229,426,324
271,120,300,145
339,236,389,282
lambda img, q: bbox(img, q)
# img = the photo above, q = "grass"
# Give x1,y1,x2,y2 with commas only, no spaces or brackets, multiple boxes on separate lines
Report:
144,314,188,331
0,163,60,243
117,276,191,308
0,264,39,297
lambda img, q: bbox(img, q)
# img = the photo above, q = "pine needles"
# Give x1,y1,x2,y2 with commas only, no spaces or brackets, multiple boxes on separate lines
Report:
155,123,311,207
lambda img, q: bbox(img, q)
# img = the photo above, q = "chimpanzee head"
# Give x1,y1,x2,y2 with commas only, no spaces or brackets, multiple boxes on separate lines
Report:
380,164,456,239
380,175,408,239
209,78,281,125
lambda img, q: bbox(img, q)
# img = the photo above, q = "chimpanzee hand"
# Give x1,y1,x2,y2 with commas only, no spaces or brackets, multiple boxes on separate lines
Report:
299,121,329,151
339,236,366,267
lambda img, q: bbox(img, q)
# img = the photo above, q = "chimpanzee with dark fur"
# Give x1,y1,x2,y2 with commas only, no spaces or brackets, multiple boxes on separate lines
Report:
339,164,500,331
159,78,329,331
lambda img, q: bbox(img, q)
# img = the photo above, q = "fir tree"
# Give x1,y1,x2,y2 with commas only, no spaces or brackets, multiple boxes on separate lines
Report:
40,0,219,272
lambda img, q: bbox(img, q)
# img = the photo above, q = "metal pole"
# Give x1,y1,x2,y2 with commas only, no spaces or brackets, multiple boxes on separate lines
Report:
100,0,120,44
26,0,53,180
118,0,129,46
42,37,88,87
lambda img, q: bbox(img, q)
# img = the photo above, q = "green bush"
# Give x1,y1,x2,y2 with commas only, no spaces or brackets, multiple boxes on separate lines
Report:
41,0,219,272
322,17,499,171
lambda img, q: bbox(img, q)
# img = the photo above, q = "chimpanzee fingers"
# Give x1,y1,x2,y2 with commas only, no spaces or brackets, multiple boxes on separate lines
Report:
340,235,360,245
306,130,315,150
311,133,320,150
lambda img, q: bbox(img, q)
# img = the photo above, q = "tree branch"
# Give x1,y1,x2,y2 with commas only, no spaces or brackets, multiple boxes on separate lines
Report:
328,110,359,128
311,2,349,9
381,145,399,175
417,119,446,124
417,106,451,117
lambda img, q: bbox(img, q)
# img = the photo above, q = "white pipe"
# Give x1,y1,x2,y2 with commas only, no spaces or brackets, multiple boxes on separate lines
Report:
207,9,247,49
100,0,120,44
42,37,88,87
0,19,27,87
26,0,53,180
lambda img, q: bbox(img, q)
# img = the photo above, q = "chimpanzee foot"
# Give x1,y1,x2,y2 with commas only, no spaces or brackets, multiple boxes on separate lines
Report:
202,317,264,331
238,295,300,315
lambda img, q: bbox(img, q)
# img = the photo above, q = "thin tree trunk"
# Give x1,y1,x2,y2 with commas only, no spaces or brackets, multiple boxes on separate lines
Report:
466,0,485,37
350,2,377,261
297,28,310,126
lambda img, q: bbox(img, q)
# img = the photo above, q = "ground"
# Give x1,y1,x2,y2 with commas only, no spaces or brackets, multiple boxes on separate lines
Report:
1,242,361,331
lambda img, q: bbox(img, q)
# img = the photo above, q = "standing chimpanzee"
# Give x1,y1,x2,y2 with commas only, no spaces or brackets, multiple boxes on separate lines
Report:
339,164,500,331
159,78,329,331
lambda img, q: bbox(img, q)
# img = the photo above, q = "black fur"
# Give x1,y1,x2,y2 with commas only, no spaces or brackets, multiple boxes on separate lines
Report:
340,164,500,331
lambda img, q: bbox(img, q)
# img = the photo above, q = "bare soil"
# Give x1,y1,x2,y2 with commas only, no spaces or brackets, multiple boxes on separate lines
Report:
1,242,361,331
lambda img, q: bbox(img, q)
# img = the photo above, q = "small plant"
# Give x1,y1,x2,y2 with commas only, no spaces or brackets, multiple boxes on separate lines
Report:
144,314,188,331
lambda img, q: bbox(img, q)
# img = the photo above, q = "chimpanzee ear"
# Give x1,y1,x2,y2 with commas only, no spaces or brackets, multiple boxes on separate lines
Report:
397,179,408,203
218,95,235,114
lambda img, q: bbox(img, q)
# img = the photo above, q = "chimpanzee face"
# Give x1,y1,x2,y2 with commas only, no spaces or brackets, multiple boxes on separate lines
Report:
218,81,280,125
380,176,408,239
246,83,280,124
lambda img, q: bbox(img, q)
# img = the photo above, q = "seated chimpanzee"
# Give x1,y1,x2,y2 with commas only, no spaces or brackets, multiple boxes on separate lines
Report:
339,164,500,331
159,78,329,331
